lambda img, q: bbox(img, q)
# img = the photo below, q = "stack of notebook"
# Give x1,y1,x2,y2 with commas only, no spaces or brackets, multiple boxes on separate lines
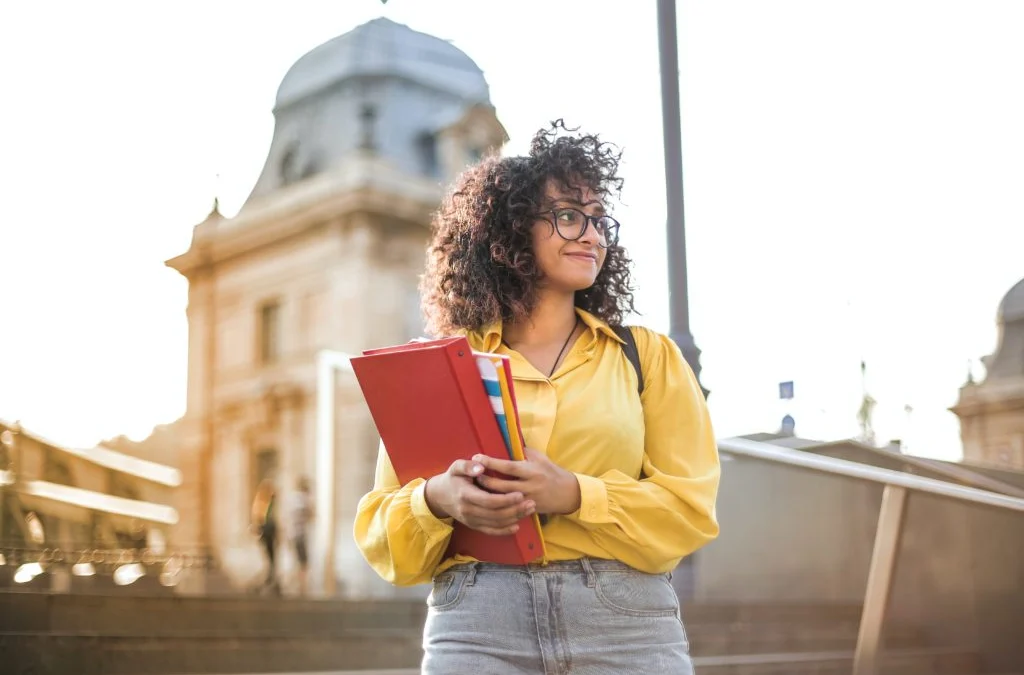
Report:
351,336,546,565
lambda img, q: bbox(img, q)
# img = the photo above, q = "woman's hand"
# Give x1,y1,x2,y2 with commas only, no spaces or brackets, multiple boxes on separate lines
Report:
424,459,536,535
473,448,582,516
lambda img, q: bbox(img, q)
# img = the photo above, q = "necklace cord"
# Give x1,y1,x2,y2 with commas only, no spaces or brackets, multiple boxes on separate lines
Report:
501,317,581,378
548,317,580,377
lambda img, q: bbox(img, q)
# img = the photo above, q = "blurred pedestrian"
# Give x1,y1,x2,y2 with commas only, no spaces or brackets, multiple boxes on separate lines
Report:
251,479,280,595
288,476,314,596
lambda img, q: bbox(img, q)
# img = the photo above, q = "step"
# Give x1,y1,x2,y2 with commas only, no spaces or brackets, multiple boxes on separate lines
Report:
692,647,981,675
0,616,927,661
683,616,925,656
0,632,423,675
0,633,983,675
0,593,427,635
148,647,989,675
0,593,979,674
7,593,926,656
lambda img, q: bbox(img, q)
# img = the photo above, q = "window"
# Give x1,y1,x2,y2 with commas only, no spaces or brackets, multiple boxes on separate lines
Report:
258,301,282,365
418,133,439,177
252,448,278,497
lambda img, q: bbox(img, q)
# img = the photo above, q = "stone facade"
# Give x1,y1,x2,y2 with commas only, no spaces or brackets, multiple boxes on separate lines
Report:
952,276,1024,470
164,19,506,596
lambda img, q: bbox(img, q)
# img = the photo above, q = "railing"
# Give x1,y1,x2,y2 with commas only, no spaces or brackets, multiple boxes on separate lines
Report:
0,539,216,590
717,437,1024,675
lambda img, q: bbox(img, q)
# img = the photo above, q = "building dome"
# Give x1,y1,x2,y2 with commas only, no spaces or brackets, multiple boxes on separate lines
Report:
980,275,1024,380
275,18,489,110
997,276,1024,324
240,17,502,210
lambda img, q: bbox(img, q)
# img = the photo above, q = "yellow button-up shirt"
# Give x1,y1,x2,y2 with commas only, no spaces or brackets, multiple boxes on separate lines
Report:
353,308,721,586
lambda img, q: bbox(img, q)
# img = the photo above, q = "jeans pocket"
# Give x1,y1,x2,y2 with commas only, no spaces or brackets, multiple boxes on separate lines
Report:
427,568,471,612
594,570,680,617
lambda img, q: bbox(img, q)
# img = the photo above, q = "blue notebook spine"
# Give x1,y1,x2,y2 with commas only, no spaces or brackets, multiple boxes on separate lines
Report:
476,356,514,459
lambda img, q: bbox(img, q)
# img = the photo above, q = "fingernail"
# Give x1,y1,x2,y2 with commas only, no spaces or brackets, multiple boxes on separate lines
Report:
471,464,482,475
511,525,519,533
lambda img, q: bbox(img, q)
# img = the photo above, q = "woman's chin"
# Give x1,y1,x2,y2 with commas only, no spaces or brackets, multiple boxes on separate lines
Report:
556,278,600,293
539,270,600,295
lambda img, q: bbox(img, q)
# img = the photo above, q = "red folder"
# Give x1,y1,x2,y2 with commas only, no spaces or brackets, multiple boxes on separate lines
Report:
350,336,545,565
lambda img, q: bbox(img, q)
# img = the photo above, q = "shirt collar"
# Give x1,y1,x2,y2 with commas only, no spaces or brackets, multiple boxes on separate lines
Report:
471,307,625,352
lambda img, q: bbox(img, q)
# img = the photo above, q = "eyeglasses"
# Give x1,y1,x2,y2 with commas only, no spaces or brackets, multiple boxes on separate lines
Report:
534,208,620,248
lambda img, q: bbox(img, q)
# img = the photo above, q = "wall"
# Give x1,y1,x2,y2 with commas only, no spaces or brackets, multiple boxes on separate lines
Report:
694,457,879,604
695,454,1024,668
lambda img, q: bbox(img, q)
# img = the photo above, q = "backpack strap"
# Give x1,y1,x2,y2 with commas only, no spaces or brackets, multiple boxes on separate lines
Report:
612,325,644,396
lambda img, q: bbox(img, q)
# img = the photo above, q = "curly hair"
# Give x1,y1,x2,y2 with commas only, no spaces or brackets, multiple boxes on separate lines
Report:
420,120,636,337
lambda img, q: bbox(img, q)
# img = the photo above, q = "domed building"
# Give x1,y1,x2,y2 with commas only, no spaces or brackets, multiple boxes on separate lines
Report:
952,276,1024,470
164,18,507,597
242,17,503,208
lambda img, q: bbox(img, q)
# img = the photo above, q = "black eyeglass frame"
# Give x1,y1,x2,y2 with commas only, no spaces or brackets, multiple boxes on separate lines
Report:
532,208,621,248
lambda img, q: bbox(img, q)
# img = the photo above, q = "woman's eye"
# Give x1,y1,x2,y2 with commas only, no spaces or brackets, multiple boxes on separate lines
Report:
555,210,577,222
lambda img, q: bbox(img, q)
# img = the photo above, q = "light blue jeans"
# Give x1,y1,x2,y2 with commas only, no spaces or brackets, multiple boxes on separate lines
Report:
422,558,694,674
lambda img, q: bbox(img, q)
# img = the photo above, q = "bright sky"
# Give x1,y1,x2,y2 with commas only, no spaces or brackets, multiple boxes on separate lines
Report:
2,1,1023,461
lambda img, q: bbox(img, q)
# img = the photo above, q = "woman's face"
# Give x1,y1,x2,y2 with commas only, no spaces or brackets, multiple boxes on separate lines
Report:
530,181,610,293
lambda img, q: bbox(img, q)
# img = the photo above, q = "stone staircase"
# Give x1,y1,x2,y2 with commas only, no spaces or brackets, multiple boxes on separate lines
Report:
680,603,978,674
0,591,997,674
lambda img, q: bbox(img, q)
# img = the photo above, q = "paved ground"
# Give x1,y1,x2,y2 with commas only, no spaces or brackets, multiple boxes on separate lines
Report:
171,653,854,675
187,672,418,675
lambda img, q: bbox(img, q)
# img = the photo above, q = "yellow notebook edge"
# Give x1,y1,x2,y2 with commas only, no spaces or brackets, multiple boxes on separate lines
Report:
488,354,549,562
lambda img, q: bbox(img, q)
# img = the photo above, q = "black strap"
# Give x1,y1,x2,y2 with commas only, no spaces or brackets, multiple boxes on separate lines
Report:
612,325,644,396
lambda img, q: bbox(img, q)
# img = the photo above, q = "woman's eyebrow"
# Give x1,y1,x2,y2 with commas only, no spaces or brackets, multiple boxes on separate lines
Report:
550,198,606,213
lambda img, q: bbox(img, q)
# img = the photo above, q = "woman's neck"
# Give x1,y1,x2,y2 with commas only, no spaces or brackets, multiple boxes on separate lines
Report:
503,290,578,348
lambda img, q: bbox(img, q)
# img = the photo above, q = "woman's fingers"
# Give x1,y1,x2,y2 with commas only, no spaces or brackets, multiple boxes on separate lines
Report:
460,497,535,529
449,459,485,478
461,485,523,510
472,454,534,478
474,474,524,494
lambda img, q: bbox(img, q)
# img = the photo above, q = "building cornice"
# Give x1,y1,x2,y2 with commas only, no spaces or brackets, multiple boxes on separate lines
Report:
951,377,1024,417
166,153,443,278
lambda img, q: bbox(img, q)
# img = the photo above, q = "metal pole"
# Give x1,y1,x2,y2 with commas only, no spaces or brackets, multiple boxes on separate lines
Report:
657,0,707,397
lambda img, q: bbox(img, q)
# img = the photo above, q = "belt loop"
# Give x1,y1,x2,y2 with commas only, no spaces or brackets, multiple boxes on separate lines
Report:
465,562,479,587
580,557,596,588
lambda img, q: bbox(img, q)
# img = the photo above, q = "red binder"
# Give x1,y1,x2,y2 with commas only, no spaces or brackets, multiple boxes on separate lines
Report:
350,336,545,565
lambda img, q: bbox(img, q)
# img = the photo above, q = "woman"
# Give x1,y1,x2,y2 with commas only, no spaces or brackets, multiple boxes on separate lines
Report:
354,121,720,673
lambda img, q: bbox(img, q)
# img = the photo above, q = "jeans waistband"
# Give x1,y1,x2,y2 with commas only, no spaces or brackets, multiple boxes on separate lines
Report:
451,557,643,574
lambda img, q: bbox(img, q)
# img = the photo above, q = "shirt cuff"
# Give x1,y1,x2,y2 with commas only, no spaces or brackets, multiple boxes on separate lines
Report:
410,480,455,536
571,473,613,524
